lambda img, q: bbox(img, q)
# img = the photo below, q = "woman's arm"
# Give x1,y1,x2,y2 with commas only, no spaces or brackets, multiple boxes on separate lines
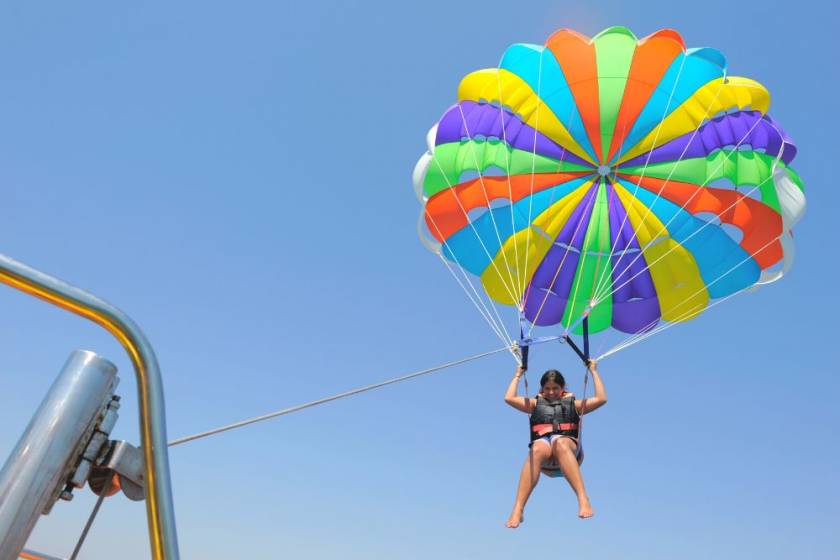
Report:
576,359,607,415
503,366,534,413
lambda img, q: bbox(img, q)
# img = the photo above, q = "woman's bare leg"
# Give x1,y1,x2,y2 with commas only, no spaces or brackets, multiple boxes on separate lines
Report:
552,438,593,518
506,443,551,528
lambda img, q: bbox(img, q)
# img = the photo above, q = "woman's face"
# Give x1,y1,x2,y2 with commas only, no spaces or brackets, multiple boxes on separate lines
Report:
541,380,565,399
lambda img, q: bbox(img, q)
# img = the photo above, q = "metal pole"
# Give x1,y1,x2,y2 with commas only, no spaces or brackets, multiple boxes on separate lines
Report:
0,351,117,559
0,254,179,559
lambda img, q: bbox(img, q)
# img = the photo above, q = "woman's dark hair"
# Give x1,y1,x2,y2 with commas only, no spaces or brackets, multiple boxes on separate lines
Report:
540,369,565,388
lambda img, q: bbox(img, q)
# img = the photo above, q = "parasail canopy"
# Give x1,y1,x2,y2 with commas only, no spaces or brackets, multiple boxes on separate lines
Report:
414,27,805,347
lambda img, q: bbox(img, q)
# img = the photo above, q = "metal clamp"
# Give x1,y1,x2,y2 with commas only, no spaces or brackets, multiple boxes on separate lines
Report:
89,441,145,502
63,395,122,498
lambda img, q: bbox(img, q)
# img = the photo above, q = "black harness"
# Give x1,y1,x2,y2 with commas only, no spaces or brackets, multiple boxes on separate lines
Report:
529,394,580,442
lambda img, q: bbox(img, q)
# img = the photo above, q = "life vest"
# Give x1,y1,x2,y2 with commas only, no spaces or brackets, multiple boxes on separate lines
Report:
529,393,579,442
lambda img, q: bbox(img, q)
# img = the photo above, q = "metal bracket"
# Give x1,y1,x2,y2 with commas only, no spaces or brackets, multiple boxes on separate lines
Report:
89,440,145,501
66,395,121,490
47,394,121,513
41,387,121,515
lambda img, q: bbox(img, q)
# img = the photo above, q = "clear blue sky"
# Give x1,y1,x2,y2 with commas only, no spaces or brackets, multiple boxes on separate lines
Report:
0,1,837,558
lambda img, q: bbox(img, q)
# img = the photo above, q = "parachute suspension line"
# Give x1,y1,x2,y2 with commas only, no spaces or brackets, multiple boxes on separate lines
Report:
589,53,691,300
494,60,525,297
577,360,590,446
598,286,748,360
601,314,662,358
592,160,778,309
591,80,766,307
424,208,513,348
521,48,544,302
524,179,601,339
594,113,791,307
605,218,765,357
587,178,609,301
596,228,788,359
581,178,611,318
591,58,719,301
521,70,584,317
563,212,597,339
558,175,609,343
428,153,521,308
600,247,750,358
606,231,781,355
168,343,549,448
598,151,768,310
592,83,731,302
437,252,511,348
455,103,522,307
599,225,787,359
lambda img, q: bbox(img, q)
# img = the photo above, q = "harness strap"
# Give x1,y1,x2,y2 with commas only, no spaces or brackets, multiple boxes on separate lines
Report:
582,316,590,361
562,315,591,366
531,423,578,435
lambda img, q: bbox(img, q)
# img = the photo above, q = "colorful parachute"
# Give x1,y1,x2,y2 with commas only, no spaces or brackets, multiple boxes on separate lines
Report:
414,27,805,340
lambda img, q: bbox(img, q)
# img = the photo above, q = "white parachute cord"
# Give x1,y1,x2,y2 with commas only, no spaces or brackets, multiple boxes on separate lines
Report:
569,176,612,340
527,45,690,339
576,361,590,447
601,313,663,357
593,166,778,308
592,87,771,306
592,100,742,301
422,205,512,346
524,177,600,338
592,55,712,300
596,227,787,360
522,50,590,322
429,153,521,306
600,229,785,358
455,101,523,307
590,53,691,299
593,111,791,307
437,252,511,348
521,47,545,302
559,179,603,339
495,59,524,297
594,122,769,305
597,287,747,360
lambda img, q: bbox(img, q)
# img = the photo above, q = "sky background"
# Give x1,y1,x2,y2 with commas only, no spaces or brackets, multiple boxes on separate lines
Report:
0,1,837,559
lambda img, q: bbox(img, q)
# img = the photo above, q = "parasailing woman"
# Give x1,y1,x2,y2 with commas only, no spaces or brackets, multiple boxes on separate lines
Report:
503,359,606,527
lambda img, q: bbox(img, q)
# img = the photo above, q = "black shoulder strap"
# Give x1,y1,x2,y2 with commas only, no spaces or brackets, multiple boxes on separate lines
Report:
563,316,590,366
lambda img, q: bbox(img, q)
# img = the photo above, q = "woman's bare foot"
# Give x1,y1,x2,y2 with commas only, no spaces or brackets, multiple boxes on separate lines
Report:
505,509,524,528
577,495,593,518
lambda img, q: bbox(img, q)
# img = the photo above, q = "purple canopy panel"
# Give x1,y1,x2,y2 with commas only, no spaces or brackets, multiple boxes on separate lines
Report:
522,183,599,326
524,288,578,326
620,111,797,168
605,183,661,333
611,299,661,333
434,101,591,166
762,114,797,163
